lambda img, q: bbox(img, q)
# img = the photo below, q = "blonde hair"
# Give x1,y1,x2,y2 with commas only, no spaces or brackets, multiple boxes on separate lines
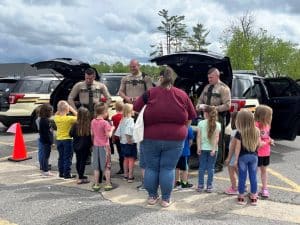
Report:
57,100,69,113
236,109,260,152
115,101,124,112
122,103,133,118
205,106,218,143
254,105,273,128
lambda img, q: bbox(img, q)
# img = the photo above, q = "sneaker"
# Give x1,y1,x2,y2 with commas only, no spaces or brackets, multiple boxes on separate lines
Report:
92,184,101,192
123,176,128,181
58,173,64,179
64,174,76,179
181,182,193,188
260,188,269,198
206,186,213,193
137,183,146,191
225,186,238,195
41,171,53,177
104,184,113,191
161,199,171,208
147,196,160,205
196,185,204,192
127,177,134,183
175,180,181,187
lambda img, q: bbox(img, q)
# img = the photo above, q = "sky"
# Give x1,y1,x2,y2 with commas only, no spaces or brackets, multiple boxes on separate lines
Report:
0,0,300,65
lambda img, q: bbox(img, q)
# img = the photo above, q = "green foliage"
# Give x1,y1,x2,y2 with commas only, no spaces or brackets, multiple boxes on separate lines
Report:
187,23,211,51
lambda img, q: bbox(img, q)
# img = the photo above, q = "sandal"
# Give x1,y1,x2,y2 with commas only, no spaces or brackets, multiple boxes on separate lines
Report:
237,196,246,205
249,194,258,206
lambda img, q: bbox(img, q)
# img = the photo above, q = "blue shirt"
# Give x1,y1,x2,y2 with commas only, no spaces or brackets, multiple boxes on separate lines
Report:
182,126,194,156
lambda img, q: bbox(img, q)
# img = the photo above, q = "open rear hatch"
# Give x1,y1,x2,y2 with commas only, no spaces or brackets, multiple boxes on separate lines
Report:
31,58,98,110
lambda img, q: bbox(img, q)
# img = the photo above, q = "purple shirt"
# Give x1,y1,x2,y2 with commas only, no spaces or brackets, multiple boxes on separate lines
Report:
133,86,197,141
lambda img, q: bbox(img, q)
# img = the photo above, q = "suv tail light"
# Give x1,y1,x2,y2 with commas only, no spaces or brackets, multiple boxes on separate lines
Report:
230,99,246,112
9,93,25,104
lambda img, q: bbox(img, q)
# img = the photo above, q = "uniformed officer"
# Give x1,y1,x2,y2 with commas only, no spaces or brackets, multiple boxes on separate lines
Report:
119,59,153,104
68,68,112,113
197,67,231,172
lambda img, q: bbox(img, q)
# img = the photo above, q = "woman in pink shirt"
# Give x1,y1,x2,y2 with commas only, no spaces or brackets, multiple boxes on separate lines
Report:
134,67,197,207
254,105,274,198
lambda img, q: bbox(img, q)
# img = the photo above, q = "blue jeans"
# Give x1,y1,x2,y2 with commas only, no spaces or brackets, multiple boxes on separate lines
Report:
198,151,217,188
141,139,183,201
238,153,258,194
56,140,73,177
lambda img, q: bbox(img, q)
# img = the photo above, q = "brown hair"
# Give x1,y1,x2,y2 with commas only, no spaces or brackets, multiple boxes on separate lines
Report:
254,105,273,128
94,102,108,116
115,101,124,112
76,107,90,136
159,67,176,87
39,103,53,118
236,109,260,152
205,106,218,143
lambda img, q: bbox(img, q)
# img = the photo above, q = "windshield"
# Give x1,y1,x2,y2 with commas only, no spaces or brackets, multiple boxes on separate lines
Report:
102,77,122,95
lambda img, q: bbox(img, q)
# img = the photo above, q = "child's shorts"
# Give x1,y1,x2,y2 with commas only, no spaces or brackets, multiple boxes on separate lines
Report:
121,143,137,159
92,146,111,171
176,156,189,171
258,156,270,167
229,153,236,166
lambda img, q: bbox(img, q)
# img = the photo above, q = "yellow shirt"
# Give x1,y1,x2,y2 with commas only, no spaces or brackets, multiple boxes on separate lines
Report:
54,115,77,140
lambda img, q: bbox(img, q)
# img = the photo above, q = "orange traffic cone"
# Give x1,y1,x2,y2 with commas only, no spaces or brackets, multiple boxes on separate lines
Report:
8,123,32,162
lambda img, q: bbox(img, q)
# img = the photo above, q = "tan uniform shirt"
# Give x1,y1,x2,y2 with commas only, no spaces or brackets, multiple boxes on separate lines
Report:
197,80,231,112
118,73,153,98
68,81,112,109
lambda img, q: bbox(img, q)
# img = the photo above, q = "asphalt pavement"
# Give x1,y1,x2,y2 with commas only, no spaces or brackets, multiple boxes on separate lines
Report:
0,126,300,225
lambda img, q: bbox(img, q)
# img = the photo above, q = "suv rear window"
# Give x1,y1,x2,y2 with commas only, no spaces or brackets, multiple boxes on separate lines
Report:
101,77,122,95
0,81,17,93
13,80,43,93
231,76,252,98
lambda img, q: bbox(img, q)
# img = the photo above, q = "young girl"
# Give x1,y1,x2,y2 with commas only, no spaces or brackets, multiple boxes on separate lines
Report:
224,112,238,195
115,103,137,183
54,100,77,179
254,105,274,198
234,109,260,205
91,103,114,191
69,107,92,184
38,103,54,176
111,101,124,175
196,106,221,193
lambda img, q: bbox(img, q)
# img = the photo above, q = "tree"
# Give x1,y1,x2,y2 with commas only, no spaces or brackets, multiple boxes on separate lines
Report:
150,9,187,56
187,23,211,51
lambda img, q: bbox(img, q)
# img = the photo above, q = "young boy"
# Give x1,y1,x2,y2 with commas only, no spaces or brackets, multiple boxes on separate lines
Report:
91,103,115,191
175,125,194,188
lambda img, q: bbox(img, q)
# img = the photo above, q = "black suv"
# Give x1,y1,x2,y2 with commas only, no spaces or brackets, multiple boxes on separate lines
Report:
151,51,300,141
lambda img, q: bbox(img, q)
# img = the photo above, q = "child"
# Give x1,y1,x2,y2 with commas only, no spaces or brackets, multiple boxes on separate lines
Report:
254,105,274,198
175,125,194,189
69,107,92,184
234,109,260,205
196,106,221,193
54,100,77,179
224,111,239,195
38,103,54,176
115,103,137,183
111,101,124,175
91,103,114,191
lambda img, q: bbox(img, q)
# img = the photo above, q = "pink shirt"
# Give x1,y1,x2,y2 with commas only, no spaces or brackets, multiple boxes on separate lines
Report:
91,118,112,147
133,86,197,141
255,121,271,157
